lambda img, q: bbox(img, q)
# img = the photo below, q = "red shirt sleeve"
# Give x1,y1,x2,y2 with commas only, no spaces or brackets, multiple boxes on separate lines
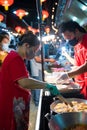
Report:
9,56,29,82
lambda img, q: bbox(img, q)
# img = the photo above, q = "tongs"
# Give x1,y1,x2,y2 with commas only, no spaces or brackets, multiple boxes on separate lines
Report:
55,95,73,107
46,83,74,107
53,87,73,107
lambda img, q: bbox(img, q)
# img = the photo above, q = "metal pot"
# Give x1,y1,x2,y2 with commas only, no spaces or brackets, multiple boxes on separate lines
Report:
50,98,87,114
45,112,87,130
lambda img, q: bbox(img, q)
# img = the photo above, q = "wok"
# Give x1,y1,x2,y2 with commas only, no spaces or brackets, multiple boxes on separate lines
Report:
50,98,87,114
46,112,87,130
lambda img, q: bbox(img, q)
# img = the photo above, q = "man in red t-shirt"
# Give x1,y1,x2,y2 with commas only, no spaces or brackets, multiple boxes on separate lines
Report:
56,20,87,99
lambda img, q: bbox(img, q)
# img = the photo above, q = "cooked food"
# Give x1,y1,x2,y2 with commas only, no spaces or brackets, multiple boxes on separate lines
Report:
54,101,87,113
64,124,87,130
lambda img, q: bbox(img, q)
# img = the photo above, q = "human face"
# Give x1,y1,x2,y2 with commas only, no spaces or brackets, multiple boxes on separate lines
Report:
1,36,10,51
62,31,75,41
62,30,78,46
2,37,10,44
26,45,39,60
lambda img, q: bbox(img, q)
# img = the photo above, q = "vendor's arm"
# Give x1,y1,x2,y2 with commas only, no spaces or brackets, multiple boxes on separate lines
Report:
68,61,87,78
62,51,75,65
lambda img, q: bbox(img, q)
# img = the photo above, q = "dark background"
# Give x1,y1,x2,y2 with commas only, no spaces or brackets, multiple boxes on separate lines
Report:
0,0,56,31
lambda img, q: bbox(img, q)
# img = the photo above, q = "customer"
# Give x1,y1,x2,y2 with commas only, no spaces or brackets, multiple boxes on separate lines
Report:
0,31,10,68
0,31,59,130
56,20,87,99
30,47,56,106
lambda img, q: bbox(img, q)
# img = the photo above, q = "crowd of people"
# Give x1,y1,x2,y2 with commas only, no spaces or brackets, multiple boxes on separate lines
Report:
0,19,87,130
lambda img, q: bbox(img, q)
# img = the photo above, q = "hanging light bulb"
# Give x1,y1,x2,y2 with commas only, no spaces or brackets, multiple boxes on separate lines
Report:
42,10,49,21
0,0,14,11
0,14,4,22
13,9,28,19
15,26,22,33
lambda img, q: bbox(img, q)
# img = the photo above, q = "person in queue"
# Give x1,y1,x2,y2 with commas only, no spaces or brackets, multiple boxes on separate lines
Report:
0,31,10,68
56,20,87,99
0,31,59,130
30,47,56,106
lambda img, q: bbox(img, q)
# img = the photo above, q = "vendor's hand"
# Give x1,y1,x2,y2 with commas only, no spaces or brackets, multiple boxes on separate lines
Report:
45,83,60,96
49,58,56,63
56,72,69,84
62,50,68,57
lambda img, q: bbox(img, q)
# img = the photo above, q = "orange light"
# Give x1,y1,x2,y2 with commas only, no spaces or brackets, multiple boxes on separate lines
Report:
31,28,38,34
41,0,46,2
42,10,49,21
0,0,14,11
15,9,28,19
15,26,22,33
0,14,4,22
28,26,33,31
21,28,26,34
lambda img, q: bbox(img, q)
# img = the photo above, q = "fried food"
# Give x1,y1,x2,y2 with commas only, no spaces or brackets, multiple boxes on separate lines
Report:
54,101,87,113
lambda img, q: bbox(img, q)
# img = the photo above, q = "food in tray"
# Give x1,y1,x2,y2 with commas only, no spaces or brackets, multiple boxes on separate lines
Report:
51,67,65,72
54,101,87,113
56,82,81,90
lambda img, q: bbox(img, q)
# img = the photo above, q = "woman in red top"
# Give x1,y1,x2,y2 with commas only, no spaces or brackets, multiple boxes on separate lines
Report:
0,31,59,130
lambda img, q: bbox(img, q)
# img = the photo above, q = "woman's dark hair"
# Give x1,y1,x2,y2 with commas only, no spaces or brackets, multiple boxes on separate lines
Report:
0,34,8,43
59,20,86,33
18,31,40,47
0,31,9,36
0,31,9,41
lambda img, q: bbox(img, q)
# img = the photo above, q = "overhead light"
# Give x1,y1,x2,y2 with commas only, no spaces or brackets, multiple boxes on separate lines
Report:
55,2,58,5
52,7,55,10
72,16,77,21
51,15,54,19
81,5,87,11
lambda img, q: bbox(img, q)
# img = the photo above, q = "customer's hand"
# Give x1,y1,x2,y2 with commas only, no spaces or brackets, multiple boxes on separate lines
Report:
49,58,56,63
45,83,60,96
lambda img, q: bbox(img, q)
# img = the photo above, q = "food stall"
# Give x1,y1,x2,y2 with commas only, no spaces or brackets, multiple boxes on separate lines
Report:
34,0,87,129
35,73,85,130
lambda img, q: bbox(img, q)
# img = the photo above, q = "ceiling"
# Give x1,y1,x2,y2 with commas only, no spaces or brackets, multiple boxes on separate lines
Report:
55,0,87,28
0,0,56,32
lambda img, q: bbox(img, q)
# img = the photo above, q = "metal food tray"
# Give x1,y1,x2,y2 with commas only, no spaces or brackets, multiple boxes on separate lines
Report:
50,98,87,114
56,82,81,94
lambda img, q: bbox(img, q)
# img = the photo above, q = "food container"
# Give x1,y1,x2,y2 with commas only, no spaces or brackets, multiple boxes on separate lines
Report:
45,112,87,130
50,98,87,114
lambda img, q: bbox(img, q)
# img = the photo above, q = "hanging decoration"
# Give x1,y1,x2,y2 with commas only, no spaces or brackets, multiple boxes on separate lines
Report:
32,28,38,34
28,26,39,34
28,26,33,31
15,26,22,33
0,14,4,22
42,10,49,21
14,9,28,19
0,0,14,11
21,28,26,34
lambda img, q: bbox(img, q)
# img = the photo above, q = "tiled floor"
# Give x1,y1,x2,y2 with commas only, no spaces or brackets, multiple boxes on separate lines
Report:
28,98,38,130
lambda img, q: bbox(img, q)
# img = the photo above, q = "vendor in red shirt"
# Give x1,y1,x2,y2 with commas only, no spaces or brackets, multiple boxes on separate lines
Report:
0,31,59,130
56,20,87,99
